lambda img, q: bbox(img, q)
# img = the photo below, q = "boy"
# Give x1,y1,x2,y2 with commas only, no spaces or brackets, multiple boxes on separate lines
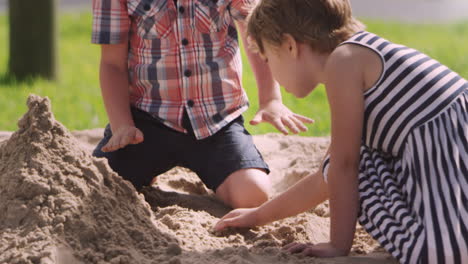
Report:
91,0,313,208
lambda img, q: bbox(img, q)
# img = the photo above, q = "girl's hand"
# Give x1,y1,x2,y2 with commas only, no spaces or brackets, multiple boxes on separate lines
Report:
283,242,348,258
214,208,259,231
101,126,144,152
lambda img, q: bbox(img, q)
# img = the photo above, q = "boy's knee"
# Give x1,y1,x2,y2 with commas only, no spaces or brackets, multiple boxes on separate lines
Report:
216,168,271,209
230,186,269,208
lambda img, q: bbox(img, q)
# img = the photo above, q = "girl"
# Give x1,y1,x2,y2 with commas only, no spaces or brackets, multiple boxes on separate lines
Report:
214,0,468,263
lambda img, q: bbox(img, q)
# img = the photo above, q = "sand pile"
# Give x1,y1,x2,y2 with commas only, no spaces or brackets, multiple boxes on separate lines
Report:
0,95,179,264
0,95,396,264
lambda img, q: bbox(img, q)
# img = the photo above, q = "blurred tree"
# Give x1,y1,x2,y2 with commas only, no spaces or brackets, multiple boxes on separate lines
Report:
8,0,58,80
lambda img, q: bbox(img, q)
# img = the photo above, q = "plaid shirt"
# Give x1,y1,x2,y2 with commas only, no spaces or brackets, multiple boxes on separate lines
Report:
92,0,255,139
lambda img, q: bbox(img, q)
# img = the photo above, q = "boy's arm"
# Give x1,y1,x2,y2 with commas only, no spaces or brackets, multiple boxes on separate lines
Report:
236,22,314,135
99,43,144,151
100,43,132,130
92,0,141,151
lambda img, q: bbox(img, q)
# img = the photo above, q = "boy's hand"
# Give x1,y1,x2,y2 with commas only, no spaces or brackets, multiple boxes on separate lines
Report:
101,126,144,152
250,99,314,135
213,208,259,231
283,242,347,257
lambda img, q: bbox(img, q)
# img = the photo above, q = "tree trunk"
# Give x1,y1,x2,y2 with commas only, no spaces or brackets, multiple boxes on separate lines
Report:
8,0,58,80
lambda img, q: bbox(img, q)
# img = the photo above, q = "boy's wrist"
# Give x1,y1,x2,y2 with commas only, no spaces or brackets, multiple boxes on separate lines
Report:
258,98,282,109
110,121,136,133
257,82,282,107
104,104,135,133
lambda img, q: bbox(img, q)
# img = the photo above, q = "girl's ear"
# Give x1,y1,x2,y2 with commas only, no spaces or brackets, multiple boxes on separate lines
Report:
283,33,298,59
246,36,261,54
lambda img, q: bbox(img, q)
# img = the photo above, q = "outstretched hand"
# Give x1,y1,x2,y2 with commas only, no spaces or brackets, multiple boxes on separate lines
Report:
213,208,260,231
283,242,348,258
101,125,144,152
250,100,314,135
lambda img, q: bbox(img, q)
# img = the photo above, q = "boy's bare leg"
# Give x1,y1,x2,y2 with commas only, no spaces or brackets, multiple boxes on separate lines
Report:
215,168,271,208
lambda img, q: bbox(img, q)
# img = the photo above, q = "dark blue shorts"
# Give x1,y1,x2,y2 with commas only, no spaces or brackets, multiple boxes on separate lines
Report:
93,108,270,191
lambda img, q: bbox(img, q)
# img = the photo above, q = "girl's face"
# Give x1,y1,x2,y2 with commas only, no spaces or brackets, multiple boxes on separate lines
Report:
258,36,322,98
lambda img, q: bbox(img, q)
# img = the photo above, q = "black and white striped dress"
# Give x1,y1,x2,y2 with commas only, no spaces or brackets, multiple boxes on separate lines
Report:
322,31,468,264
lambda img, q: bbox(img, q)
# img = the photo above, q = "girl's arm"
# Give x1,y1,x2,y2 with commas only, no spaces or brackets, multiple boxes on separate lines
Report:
256,170,329,225
285,44,382,258
321,44,365,255
214,156,329,230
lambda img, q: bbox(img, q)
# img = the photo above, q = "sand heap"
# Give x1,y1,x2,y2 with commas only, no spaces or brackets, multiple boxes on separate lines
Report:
0,95,395,264
0,95,180,264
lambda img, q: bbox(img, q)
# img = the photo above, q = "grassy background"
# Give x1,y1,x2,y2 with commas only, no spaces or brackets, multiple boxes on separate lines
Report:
0,13,467,136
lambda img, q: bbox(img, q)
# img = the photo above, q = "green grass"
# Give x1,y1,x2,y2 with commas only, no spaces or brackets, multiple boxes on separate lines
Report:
1,13,467,136
0,13,103,131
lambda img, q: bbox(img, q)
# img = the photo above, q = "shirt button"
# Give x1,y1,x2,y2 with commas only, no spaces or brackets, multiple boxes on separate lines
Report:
184,69,192,77
143,4,151,11
178,6,185,14
182,38,189,46
187,100,195,107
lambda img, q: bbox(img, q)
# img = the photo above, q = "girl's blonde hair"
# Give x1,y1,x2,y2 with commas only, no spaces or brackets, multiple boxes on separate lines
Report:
247,0,365,53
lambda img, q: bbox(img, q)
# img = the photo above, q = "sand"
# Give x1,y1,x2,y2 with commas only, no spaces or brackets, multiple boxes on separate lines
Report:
0,95,397,264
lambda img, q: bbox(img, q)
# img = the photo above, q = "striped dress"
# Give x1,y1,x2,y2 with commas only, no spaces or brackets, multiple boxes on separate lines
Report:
323,31,468,264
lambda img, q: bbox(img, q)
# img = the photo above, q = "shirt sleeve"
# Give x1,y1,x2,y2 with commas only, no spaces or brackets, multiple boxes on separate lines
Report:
91,0,130,44
229,0,258,21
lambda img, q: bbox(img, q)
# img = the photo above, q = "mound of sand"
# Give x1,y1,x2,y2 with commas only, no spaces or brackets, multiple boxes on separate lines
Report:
0,95,396,264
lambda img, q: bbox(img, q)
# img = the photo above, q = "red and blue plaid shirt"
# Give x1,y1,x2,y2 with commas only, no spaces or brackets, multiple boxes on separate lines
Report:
92,0,255,139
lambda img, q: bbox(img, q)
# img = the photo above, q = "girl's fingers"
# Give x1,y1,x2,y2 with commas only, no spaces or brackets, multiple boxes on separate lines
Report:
214,219,228,231
282,242,299,251
214,211,240,231
302,246,319,257
214,217,238,231
285,243,309,254
219,211,240,221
